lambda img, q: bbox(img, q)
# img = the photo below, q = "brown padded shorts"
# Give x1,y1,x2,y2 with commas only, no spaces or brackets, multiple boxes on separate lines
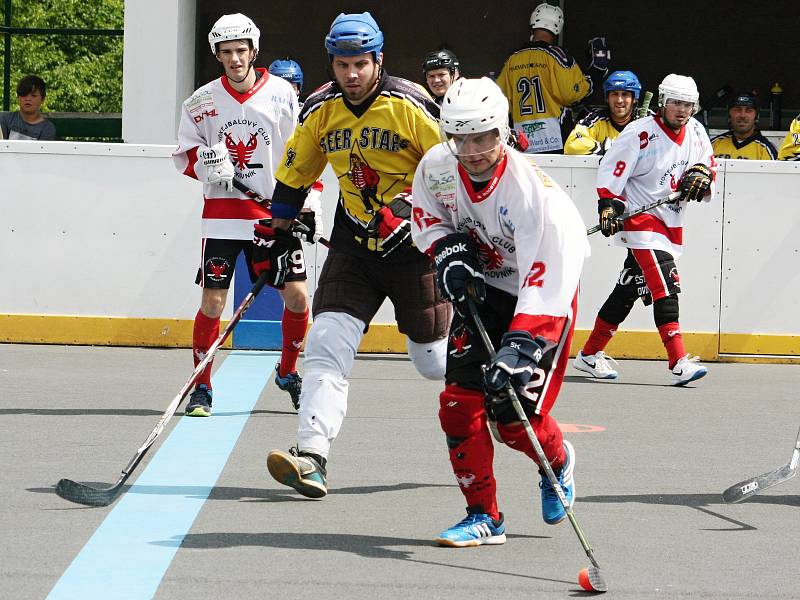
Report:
312,249,451,343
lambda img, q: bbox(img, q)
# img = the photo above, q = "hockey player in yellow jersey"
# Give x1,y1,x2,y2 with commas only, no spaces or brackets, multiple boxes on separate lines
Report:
564,70,644,155
495,3,593,153
711,92,777,160
777,114,800,160
257,12,450,499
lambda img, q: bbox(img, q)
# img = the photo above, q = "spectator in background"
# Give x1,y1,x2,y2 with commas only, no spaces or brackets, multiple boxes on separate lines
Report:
495,3,605,154
0,75,57,140
564,70,644,155
422,48,461,104
777,113,800,160
711,92,776,160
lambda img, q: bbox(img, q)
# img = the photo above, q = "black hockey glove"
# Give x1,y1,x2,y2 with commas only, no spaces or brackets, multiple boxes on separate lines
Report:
252,221,300,288
432,233,486,315
291,210,322,244
587,37,611,73
366,190,413,257
484,331,546,394
598,197,626,237
679,163,713,202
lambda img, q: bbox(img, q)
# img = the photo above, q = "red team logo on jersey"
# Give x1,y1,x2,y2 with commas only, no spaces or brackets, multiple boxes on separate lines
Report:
225,133,259,169
639,131,649,149
205,258,230,282
449,325,472,358
468,230,504,270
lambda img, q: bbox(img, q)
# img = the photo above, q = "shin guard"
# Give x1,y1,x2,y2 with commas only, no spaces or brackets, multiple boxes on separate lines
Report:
496,415,565,470
439,385,498,519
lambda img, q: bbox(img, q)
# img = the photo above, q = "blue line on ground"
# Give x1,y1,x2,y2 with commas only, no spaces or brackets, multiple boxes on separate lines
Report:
47,351,277,600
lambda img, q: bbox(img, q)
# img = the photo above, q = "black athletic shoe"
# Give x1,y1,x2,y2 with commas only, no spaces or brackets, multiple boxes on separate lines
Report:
185,384,212,417
274,362,302,411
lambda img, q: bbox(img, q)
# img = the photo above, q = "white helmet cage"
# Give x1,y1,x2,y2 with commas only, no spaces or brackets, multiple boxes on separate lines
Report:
208,13,260,55
658,73,700,115
440,78,510,153
529,3,564,36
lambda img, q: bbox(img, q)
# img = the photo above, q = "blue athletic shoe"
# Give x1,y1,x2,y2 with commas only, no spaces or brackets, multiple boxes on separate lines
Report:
185,384,212,417
435,511,506,547
540,440,575,525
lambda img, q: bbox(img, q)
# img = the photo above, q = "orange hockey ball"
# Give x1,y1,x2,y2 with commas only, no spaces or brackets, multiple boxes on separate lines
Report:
578,567,593,591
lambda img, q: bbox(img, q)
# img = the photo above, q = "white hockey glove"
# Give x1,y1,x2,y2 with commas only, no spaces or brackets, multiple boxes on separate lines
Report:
199,142,234,192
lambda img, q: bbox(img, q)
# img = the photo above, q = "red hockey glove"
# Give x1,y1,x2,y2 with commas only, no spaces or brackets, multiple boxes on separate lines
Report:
252,221,299,288
366,190,413,257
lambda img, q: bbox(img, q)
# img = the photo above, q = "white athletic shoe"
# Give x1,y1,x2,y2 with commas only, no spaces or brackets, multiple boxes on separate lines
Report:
670,355,708,386
573,351,618,379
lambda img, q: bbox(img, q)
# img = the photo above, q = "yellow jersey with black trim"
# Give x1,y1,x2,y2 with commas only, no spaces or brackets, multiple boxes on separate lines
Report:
778,116,800,160
711,130,777,160
496,41,592,153
564,108,627,155
275,70,441,260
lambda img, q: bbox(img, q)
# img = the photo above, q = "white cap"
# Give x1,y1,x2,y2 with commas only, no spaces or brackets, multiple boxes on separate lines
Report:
440,77,510,142
658,74,700,114
530,3,564,35
208,13,260,55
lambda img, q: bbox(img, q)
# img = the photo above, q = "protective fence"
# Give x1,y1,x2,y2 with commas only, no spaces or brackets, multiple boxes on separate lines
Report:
2,141,798,360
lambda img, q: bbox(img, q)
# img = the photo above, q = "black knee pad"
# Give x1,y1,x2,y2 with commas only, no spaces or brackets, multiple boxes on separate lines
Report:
598,286,637,325
653,294,679,327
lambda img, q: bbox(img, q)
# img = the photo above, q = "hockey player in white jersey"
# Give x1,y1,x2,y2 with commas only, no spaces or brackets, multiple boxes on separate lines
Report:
173,13,321,415
573,74,716,386
411,77,590,546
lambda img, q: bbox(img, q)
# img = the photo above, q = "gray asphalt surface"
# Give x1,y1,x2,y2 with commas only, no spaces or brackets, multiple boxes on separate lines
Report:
2,343,799,599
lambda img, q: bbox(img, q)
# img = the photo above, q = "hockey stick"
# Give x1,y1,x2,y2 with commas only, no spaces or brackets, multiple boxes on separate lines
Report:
722,427,800,504
232,179,331,248
465,295,608,593
637,90,653,119
586,191,681,236
55,270,271,507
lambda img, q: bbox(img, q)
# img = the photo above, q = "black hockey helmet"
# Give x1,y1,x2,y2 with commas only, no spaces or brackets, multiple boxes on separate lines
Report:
422,49,460,75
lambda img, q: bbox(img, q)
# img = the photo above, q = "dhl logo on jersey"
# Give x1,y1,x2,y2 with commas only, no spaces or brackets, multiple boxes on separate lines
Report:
319,127,411,154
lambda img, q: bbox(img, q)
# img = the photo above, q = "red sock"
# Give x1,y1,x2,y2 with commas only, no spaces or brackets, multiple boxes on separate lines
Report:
279,307,309,376
193,309,219,389
658,322,685,369
582,316,618,356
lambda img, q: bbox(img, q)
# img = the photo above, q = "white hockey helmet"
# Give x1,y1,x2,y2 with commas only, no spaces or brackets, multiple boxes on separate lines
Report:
658,74,700,114
530,3,564,36
208,13,260,55
440,77,510,143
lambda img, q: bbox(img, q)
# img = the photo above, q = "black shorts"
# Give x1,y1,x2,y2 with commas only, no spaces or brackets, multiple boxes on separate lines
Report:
445,285,575,419
311,248,450,343
614,248,680,306
195,238,307,289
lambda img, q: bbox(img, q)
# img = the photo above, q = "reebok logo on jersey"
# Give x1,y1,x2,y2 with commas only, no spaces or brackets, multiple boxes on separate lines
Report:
434,242,468,265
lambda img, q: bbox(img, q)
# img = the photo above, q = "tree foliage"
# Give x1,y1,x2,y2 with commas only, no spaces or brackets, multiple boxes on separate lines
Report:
2,0,123,113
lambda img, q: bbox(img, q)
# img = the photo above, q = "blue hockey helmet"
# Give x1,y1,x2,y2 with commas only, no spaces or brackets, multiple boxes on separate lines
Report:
604,70,642,100
324,12,383,61
269,59,304,92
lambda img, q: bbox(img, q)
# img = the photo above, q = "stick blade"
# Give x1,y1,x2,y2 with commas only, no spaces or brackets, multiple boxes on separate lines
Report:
587,566,609,593
55,478,120,507
722,464,798,504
